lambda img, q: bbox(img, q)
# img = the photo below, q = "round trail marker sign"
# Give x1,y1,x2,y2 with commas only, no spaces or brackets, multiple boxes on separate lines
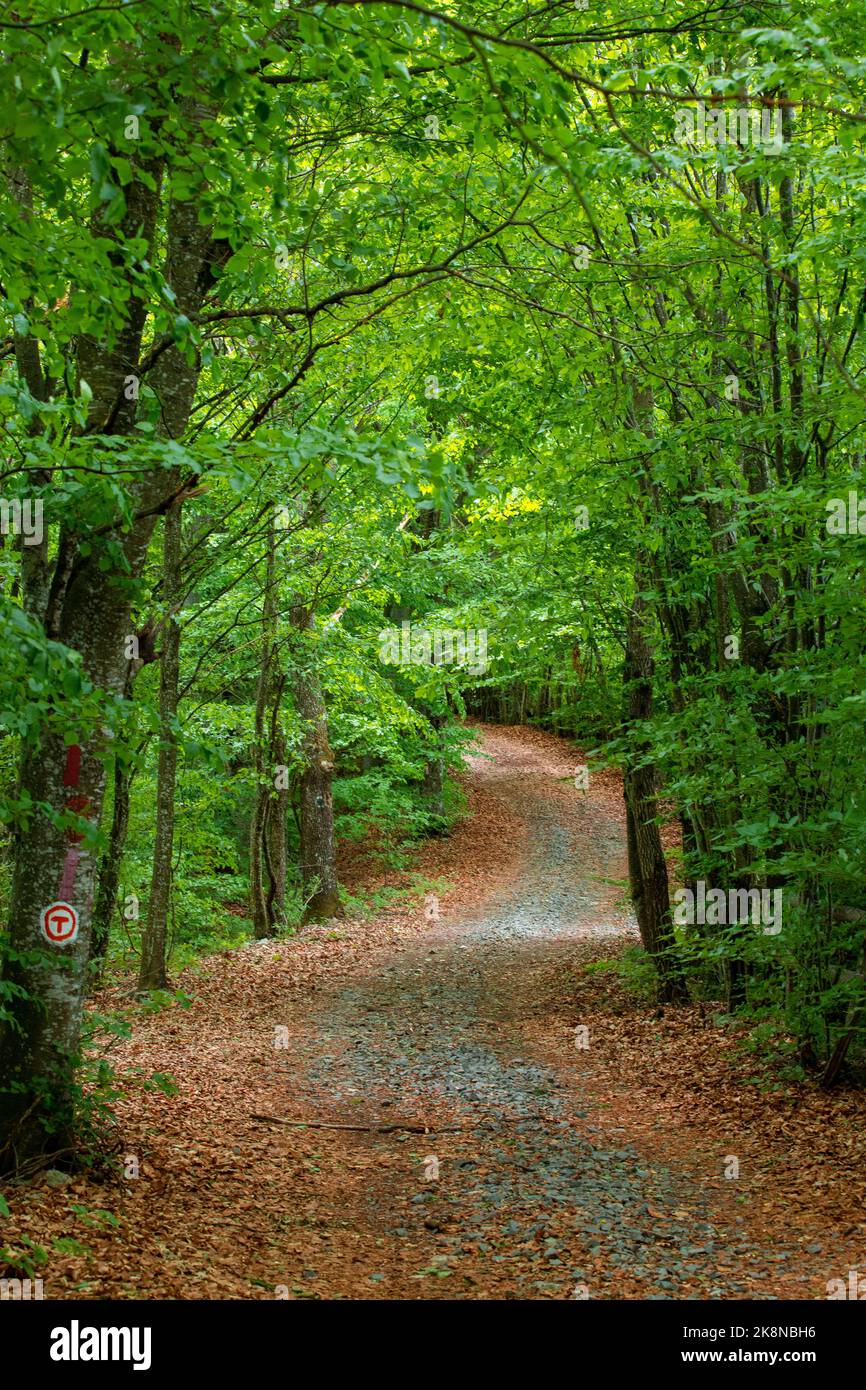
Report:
41,902,79,945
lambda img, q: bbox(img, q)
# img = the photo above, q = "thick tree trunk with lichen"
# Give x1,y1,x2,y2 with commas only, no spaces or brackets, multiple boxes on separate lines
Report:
0,160,215,1169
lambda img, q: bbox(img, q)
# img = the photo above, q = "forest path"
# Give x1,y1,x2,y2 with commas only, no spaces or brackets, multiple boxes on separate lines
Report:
18,725,858,1300
237,727,816,1300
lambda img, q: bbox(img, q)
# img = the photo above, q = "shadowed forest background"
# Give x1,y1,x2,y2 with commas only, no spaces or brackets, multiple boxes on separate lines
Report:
1,0,866,1305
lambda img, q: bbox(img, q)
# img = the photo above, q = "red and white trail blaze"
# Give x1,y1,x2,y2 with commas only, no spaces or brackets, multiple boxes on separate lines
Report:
41,743,90,943
57,743,89,899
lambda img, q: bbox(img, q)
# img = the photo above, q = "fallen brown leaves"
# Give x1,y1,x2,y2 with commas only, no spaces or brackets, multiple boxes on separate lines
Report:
522,951,866,1296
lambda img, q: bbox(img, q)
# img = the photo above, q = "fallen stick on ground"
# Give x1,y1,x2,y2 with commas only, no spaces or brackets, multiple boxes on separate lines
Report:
250,1114,464,1134
251,1113,551,1133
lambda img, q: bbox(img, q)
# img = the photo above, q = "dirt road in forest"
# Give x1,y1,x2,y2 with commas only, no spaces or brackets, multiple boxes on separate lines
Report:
12,725,864,1300
267,727,652,1299
238,728,846,1300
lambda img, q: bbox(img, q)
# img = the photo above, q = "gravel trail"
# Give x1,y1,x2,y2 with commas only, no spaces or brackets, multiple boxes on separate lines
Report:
273,727,784,1299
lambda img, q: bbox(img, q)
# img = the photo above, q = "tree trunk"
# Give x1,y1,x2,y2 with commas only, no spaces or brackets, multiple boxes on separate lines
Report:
138,498,183,993
265,718,288,929
249,516,285,937
291,605,341,922
0,730,110,1171
0,166,215,1166
90,657,146,987
420,713,447,829
622,573,689,1005
90,755,132,984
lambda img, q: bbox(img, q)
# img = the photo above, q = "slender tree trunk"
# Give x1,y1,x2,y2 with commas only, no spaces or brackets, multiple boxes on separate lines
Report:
420,713,447,828
249,517,284,937
138,498,183,993
90,659,145,986
622,573,689,1005
265,718,288,928
249,749,269,938
291,604,341,922
249,628,269,935
90,756,132,983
